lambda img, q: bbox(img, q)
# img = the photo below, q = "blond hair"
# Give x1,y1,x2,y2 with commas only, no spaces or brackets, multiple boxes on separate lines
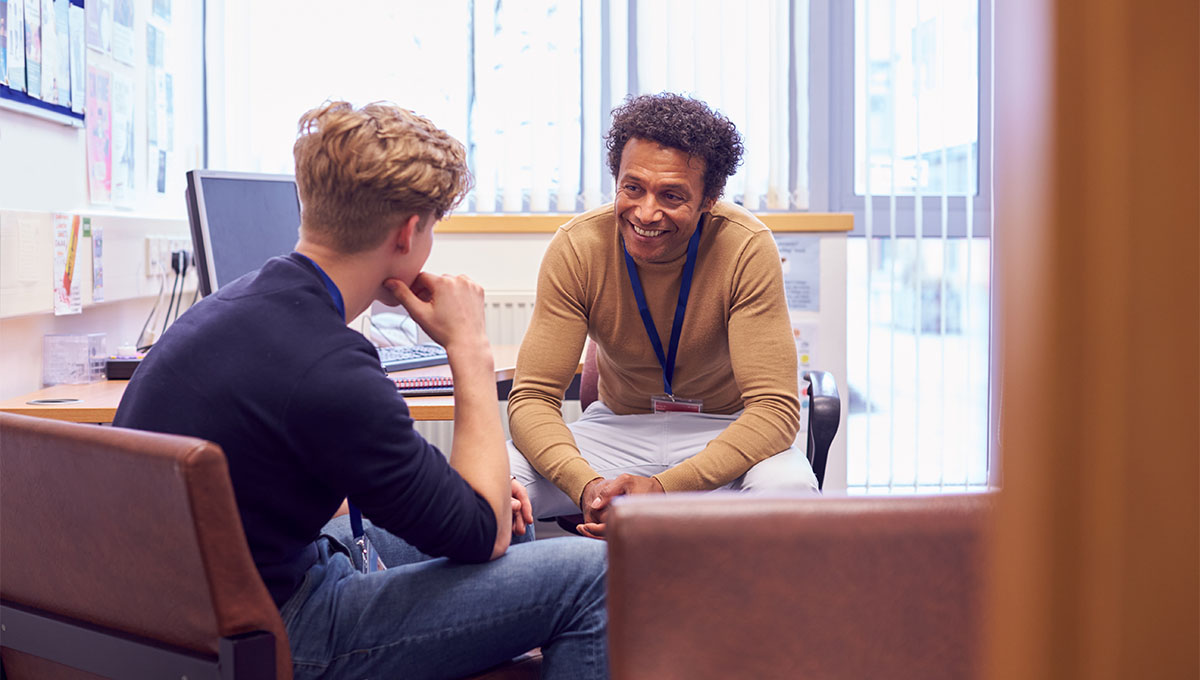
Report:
293,101,472,253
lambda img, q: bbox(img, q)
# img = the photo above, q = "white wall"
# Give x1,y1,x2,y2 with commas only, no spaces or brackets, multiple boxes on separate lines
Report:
0,0,202,399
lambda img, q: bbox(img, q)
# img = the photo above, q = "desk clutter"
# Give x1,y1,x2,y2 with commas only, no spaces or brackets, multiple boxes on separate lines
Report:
394,375,454,397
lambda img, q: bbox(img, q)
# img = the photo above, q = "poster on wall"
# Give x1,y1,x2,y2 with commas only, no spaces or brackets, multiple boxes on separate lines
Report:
5,0,24,91
22,0,38,97
85,65,112,204
84,0,109,54
1,0,8,86
90,219,103,303
52,213,83,316
110,0,131,64
38,0,55,102
777,234,821,313
53,0,67,104
111,73,134,207
67,0,81,112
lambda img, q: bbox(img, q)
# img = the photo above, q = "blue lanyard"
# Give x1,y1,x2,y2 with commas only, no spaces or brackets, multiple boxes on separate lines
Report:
621,218,704,396
295,252,368,540
294,252,346,320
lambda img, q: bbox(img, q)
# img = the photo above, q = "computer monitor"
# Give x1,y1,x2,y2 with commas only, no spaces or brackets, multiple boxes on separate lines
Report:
184,170,302,296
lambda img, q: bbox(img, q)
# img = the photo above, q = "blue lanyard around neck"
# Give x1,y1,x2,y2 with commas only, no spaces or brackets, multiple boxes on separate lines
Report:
294,252,369,539
293,252,346,320
620,217,704,396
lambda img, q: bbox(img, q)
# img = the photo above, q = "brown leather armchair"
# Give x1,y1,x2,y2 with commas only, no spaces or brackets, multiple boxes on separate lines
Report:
0,412,538,680
606,491,995,680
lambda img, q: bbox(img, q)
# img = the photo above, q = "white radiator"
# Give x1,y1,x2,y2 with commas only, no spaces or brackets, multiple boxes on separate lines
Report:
414,292,583,453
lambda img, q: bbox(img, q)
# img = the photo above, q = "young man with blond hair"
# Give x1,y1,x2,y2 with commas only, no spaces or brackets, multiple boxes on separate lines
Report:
115,101,608,680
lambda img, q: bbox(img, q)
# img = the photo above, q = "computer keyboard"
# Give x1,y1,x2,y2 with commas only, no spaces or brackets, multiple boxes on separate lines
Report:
377,343,450,372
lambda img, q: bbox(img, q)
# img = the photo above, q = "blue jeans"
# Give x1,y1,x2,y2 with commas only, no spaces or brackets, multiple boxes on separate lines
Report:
280,516,608,679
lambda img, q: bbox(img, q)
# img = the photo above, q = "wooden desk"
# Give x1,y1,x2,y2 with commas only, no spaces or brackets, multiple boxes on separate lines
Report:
0,345,566,424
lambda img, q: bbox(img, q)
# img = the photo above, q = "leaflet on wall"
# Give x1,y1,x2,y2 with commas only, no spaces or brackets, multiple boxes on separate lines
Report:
90,219,103,302
53,213,83,315
777,234,821,313
85,65,112,204
53,0,67,104
67,1,81,112
22,0,38,97
110,0,131,64
38,0,55,102
1,0,8,86
84,0,109,53
5,0,24,91
145,23,162,145
111,73,134,207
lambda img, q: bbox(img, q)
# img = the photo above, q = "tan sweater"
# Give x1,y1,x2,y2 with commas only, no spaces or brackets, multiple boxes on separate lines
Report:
507,201,800,505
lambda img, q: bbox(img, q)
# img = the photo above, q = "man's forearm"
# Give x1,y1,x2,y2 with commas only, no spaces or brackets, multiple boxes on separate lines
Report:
445,340,511,558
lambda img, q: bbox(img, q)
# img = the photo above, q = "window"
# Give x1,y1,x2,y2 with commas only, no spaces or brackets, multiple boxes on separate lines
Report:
206,0,808,214
830,0,993,492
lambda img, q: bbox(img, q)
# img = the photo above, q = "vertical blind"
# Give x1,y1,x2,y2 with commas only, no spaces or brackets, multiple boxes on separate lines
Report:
846,0,990,493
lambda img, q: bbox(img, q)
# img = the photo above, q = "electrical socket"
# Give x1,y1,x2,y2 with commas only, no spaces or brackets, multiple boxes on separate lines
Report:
145,236,193,276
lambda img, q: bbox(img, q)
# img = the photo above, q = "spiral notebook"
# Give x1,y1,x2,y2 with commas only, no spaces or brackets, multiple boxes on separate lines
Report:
394,375,454,397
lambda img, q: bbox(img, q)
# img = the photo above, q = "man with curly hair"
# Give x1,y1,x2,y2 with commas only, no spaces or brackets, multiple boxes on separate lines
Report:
116,101,607,679
508,93,818,538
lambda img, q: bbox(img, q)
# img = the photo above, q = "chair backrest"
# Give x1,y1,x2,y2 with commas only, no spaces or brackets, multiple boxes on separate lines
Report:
0,412,291,679
607,492,994,680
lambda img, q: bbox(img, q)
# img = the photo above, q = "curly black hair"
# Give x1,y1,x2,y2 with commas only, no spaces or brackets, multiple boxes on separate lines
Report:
605,93,744,202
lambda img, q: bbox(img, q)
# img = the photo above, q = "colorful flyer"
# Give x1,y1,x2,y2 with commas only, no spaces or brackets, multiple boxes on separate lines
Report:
53,213,83,315
85,65,112,204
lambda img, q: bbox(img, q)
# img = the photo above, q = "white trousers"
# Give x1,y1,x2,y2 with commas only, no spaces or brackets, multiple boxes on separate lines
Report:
508,401,820,519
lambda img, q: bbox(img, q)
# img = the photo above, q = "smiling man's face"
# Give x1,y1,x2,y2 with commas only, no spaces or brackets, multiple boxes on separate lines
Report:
614,137,715,264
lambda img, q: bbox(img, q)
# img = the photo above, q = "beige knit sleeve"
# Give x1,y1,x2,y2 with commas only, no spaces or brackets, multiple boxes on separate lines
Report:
654,230,802,491
506,231,600,507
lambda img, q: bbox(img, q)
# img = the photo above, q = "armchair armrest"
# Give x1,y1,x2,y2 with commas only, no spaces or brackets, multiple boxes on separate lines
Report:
802,370,840,489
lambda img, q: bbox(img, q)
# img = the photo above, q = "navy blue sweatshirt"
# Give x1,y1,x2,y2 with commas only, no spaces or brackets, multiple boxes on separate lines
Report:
114,253,496,606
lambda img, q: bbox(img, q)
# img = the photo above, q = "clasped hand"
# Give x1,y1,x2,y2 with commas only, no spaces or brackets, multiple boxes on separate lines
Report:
576,473,664,539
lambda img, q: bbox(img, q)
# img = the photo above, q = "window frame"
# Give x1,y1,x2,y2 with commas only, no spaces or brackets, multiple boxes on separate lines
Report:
814,0,993,238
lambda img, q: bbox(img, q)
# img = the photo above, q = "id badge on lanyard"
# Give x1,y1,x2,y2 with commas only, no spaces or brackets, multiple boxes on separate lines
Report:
623,217,705,415
651,394,703,413
350,505,387,574
294,254,386,574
